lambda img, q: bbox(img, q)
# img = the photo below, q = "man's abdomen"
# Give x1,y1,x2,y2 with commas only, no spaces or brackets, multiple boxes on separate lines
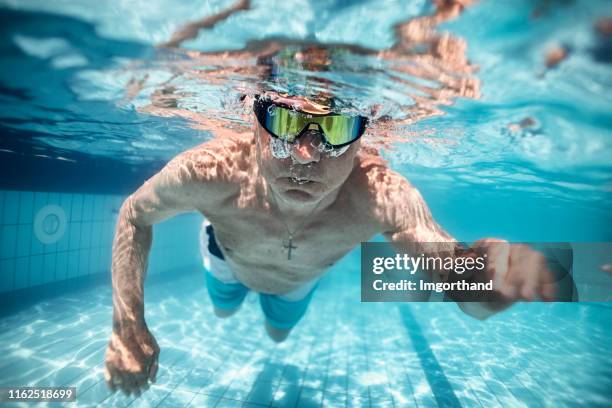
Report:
200,220,322,296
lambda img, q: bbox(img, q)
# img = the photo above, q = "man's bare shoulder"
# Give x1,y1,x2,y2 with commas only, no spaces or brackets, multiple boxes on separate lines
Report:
171,132,255,186
344,147,420,232
349,147,414,197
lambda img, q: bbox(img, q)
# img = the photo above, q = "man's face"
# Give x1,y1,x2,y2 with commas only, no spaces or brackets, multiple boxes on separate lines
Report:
254,116,361,204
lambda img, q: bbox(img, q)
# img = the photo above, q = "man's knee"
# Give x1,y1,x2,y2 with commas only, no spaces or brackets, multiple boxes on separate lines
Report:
265,320,292,343
214,306,239,318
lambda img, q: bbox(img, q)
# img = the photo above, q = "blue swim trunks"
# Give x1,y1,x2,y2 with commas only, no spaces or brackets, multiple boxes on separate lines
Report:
200,222,318,330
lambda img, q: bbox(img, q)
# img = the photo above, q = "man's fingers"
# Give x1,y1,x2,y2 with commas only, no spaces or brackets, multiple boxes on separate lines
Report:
520,281,536,301
474,241,566,302
540,282,556,301
491,244,511,291
538,270,557,301
104,328,158,397
132,364,154,397
120,372,137,396
507,245,556,301
537,260,557,301
149,359,158,383
520,258,540,301
104,366,117,393
115,373,129,396
116,369,151,397
133,367,150,393
105,363,126,394
500,281,518,299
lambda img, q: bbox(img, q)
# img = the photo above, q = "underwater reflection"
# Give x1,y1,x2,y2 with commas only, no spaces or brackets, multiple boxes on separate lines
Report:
124,0,480,150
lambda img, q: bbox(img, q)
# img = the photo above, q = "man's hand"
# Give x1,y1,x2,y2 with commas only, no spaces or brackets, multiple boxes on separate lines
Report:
469,238,557,301
104,323,159,396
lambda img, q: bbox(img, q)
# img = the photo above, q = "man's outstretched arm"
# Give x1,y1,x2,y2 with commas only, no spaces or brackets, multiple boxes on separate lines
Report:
105,149,222,396
377,175,508,319
376,171,558,319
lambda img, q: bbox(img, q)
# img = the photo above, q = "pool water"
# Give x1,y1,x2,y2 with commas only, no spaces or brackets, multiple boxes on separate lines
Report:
1,266,611,407
0,0,611,407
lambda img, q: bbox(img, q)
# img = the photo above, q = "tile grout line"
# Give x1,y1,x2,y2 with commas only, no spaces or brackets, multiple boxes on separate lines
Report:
215,322,274,406
0,245,114,262
320,292,342,407
66,193,74,282
145,295,267,408
53,193,60,283
44,191,50,285
291,297,329,408
27,191,36,287
77,194,84,279
11,191,21,291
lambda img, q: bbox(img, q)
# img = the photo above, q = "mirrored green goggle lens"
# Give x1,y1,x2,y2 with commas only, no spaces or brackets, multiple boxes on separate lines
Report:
264,105,365,146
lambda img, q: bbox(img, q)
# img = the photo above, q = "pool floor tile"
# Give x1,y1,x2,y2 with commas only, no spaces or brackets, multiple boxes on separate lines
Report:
0,270,610,407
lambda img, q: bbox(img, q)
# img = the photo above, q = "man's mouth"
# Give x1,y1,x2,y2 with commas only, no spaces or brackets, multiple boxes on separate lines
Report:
289,176,312,185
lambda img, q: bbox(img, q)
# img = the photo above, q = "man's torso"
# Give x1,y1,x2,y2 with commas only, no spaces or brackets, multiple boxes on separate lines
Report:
187,135,389,294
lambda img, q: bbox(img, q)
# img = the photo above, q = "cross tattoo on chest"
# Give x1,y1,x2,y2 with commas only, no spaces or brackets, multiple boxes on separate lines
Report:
283,237,297,260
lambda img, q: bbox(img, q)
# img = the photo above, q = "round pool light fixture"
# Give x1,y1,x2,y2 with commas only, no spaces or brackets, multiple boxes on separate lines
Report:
34,204,67,244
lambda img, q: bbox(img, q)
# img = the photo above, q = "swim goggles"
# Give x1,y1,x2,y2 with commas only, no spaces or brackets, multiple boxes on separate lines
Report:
253,96,368,149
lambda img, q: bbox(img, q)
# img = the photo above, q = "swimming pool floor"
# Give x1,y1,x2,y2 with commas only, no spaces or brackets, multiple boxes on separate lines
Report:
0,269,610,407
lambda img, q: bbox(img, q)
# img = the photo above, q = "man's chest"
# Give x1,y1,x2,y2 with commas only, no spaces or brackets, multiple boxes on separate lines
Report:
207,208,378,269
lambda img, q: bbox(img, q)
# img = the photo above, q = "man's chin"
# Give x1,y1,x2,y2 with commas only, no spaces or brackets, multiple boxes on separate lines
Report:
270,176,333,202
278,184,325,202
283,188,319,201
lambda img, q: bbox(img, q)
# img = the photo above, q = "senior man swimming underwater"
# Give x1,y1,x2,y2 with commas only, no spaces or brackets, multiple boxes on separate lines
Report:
104,90,567,395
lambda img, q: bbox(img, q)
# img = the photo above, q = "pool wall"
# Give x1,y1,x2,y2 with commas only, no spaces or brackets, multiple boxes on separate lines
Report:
0,189,202,313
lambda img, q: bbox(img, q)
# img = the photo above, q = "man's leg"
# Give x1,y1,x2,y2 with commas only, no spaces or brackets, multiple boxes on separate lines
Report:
264,320,291,342
205,271,249,318
259,281,318,343
214,305,240,318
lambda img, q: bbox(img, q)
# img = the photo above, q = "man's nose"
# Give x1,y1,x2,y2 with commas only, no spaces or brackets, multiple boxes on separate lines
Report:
290,129,321,164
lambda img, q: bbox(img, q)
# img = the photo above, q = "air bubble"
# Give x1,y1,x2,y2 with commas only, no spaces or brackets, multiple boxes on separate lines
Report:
269,137,291,159
308,134,350,158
